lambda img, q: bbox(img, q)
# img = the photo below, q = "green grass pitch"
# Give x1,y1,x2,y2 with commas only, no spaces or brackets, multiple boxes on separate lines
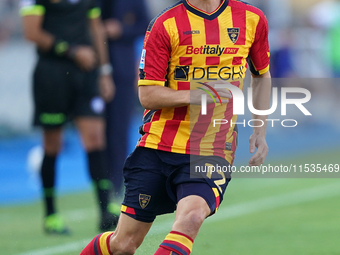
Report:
1,149,339,255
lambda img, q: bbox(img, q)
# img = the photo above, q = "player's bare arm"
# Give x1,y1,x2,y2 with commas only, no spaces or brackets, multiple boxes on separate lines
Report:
139,85,190,110
139,85,232,110
248,70,271,166
89,17,115,102
22,15,54,51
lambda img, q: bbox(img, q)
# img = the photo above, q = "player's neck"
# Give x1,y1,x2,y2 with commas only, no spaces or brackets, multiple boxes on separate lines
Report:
187,0,223,13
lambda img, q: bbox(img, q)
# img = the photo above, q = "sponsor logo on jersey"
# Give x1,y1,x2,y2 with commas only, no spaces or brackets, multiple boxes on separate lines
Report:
139,194,151,209
227,28,240,44
183,30,200,35
186,45,239,56
174,65,245,81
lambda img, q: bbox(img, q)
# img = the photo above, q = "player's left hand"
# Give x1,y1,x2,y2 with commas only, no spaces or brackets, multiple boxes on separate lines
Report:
248,133,268,166
99,75,115,102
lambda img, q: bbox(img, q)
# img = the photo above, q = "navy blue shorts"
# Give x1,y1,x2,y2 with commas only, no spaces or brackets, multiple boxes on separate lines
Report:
121,147,232,223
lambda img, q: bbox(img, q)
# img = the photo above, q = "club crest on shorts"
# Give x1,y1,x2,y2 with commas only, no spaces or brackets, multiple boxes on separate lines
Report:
227,28,240,44
139,194,151,209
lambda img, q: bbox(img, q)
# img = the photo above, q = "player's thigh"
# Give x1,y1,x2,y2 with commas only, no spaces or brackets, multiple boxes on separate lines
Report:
110,213,152,253
122,147,177,223
33,58,72,128
172,156,232,216
75,117,105,150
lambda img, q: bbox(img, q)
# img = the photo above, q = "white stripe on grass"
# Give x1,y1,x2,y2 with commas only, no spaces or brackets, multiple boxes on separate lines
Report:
15,182,340,255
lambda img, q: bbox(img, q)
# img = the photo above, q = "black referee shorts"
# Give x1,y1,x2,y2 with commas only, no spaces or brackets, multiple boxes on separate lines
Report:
33,57,104,129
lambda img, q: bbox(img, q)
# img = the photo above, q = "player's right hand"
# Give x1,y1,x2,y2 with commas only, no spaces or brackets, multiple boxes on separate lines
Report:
248,133,269,166
73,46,97,71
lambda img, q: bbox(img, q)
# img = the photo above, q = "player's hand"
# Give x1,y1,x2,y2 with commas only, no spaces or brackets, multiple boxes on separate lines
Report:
190,82,232,105
104,19,123,40
99,74,115,102
73,46,97,71
248,134,268,166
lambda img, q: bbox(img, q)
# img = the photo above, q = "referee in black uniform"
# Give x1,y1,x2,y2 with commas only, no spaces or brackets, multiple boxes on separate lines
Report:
20,0,116,233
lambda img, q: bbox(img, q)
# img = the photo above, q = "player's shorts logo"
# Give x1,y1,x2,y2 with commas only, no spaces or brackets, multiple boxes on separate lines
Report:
139,194,151,209
174,65,190,81
227,28,240,44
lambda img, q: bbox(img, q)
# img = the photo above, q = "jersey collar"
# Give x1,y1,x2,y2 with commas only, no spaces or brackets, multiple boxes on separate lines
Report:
182,0,229,20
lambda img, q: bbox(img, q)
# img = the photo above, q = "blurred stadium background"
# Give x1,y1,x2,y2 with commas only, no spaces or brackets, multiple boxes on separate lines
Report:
1,0,340,254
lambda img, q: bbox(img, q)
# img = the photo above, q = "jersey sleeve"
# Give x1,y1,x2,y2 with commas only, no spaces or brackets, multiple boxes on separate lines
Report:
247,13,270,75
87,0,101,19
19,0,46,16
138,17,171,87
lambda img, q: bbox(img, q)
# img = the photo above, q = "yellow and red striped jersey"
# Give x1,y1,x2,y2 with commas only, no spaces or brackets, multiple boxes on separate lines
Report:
137,0,270,164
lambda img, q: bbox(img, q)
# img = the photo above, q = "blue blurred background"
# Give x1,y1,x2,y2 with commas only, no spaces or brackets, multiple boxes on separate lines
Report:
1,0,340,206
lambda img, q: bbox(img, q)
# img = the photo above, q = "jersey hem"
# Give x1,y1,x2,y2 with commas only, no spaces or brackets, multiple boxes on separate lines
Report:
138,143,233,164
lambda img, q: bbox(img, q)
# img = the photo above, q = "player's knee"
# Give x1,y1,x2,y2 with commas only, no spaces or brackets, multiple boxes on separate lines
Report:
43,129,62,154
83,132,105,151
44,140,61,155
175,208,206,234
185,209,206,229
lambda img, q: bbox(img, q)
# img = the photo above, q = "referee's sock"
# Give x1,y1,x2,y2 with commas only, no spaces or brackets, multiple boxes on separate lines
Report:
87,150,112,214
154,231,193,255
40,154,57,216
80,232,114,255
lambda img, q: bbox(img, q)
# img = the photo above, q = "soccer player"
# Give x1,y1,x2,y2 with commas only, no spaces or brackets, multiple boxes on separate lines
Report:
80,0,271,254
20,0,117,233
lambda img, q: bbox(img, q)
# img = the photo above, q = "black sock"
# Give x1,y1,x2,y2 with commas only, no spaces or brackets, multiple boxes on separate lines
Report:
40,154,57,217
87,150,112,215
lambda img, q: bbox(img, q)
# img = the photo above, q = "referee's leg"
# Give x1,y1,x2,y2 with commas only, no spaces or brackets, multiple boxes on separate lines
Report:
76,117,118,231
41,128,63,216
